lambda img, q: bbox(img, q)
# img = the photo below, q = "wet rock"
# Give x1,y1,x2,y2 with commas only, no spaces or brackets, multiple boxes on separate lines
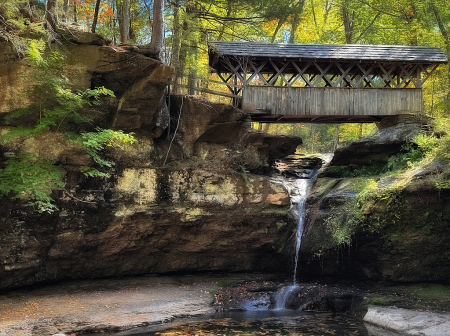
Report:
364,307,450,336
275,155,323,178
281,285,364,313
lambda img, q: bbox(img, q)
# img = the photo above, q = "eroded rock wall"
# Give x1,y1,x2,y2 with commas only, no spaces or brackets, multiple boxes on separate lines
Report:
300,175,450,282
0,35,303,289
0,165,292,289
299,121,450,283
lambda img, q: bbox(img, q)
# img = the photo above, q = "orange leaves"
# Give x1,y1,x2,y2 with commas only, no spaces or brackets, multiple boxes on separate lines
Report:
101,3,115,20
70,0,115,26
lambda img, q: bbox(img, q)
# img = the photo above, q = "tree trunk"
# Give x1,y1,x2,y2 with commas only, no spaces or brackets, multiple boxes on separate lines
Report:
429,0,450,106
324,0,332,24
62,0,69,22
176,18,190,94
111,0,116,43
333,124,341,151
309,124,315,152
218,0,232,41
147,0,165,58
73,0,78,23
289,0,306,43
177,1,196,92
170,0,181,67
342,0,353,44
271,15,287,43
311,0,317,28
45,0,58,30
92,0,101,33
120,0,130,43
170,0,182,92
289,13,300,43
187,2,199,95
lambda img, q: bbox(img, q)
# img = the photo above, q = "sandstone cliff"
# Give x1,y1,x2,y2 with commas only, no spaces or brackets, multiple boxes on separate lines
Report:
0,34,303,290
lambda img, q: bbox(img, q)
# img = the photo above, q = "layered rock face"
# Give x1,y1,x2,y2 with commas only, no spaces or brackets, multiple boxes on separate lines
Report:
300,120,450,283
0,165,292,289
0,34,303,290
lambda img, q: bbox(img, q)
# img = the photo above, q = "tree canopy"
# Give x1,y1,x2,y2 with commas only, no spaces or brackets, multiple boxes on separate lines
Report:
1,0,450,151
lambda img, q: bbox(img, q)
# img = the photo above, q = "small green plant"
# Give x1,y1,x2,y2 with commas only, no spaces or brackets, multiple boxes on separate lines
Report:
74,128,136,178
240,165,250,185
0,41,135,212
0,154,64,213
383,142,428,173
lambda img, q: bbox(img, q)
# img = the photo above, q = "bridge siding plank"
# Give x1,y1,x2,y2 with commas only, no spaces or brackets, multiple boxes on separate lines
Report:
242,87,423,116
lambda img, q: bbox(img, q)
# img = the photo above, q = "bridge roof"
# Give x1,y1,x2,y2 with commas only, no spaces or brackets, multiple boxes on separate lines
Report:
209,42,448,64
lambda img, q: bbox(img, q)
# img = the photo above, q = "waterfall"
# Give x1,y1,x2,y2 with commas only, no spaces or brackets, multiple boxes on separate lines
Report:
290,175,316,284
272,154,333,309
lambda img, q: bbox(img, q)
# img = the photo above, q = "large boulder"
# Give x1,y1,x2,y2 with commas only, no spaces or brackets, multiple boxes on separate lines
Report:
326,114,430,169
364,307,450,336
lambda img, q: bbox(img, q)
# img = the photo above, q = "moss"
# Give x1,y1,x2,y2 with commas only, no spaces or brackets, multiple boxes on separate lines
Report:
406,284,450,302
276,220,286,230
304,173,448,256
367,296,393,306
182,207,208,221
325,163,386,178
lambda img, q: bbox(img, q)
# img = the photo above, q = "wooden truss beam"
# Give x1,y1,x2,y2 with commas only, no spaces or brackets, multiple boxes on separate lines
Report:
214,57,437,89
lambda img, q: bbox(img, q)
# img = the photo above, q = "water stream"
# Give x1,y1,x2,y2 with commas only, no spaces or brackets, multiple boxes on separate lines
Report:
291,177,316,284
271,154,333,309
273,154,332,285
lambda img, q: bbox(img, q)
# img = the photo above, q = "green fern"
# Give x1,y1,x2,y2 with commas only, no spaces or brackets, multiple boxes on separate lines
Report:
75,128,136,172
0,41,135,213
0,154,64,213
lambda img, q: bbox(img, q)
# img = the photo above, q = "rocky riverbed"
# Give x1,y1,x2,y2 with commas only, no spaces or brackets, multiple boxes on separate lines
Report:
2,274,450,336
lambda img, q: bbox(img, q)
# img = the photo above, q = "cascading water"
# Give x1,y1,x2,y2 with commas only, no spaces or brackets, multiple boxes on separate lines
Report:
272,154,333,309
291,177,316,284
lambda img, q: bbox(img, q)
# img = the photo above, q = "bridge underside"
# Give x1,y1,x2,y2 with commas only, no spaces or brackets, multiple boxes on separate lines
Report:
249,114,384,123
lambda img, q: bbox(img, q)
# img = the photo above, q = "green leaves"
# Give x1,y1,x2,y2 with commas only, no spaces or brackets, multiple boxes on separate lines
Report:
75,128,136,172
0,41,134,213
0,154,64,213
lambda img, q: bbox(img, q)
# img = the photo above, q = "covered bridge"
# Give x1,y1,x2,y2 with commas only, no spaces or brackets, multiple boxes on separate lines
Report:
208,42,447,123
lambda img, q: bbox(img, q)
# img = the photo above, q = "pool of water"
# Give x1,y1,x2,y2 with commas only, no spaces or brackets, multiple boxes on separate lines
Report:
140,310,370,336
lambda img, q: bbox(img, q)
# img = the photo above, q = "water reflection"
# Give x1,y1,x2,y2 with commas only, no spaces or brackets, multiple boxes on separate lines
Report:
143,311,370,336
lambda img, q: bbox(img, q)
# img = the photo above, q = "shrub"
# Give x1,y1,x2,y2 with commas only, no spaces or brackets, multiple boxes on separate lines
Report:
0,41,135,213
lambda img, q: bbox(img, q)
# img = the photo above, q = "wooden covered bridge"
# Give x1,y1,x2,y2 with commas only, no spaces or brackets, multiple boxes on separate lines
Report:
207,42,447,123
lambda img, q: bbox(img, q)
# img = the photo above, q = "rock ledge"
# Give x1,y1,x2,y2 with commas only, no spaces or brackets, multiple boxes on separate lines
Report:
364,307,450,336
